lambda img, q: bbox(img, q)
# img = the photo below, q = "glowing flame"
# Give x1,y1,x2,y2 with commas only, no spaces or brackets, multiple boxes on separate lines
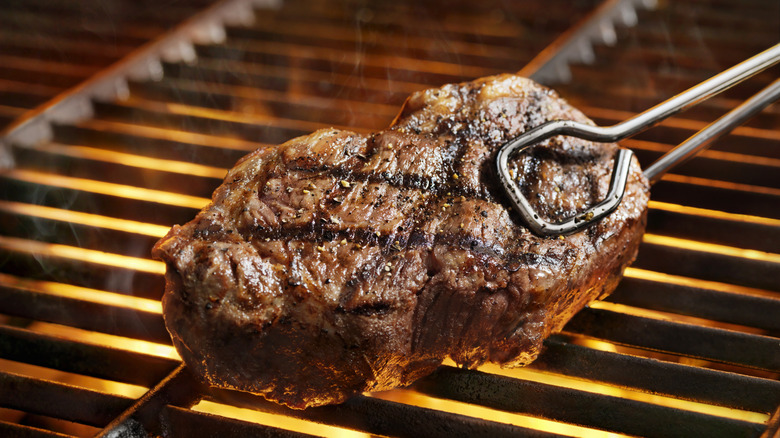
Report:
0,272,161,313
81,118,261,151
32,143,228,179
31,322,178,360
474,362,768,425
193,400,371,438
643,233,780,263
649,200,780,227
626,267,778,299
659,173,780,196
0,235,165,275
0,201,170,237
0,357,148,400
371,386,631,438
6,169,210,210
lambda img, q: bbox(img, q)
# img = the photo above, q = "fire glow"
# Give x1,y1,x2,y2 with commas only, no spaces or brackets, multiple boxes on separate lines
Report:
30,142,229,179
5,169,210,210
0,201,170,237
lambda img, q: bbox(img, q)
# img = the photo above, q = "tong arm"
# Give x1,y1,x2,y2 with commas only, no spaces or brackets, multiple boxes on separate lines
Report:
497,43,780,236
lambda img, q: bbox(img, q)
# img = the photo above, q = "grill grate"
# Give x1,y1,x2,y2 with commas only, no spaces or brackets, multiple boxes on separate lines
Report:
0,0,217,132
1,0,779,437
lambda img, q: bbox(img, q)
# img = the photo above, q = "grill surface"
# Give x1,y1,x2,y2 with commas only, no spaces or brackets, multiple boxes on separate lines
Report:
1,0,779,437
0,0,217,132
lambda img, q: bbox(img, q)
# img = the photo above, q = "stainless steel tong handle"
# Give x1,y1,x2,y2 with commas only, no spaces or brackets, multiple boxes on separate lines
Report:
496,43,780,237
644,76,780,184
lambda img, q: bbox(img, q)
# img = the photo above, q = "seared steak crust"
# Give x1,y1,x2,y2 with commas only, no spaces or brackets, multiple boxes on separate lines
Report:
153,74,650,409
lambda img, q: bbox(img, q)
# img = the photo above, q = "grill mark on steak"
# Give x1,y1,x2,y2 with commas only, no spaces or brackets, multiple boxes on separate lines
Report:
335,166,479,312
242,169,579,269
260,166,498,203
250,168,518,252
257,128,610,215
251,161,519,260
337,301,393,316
266,142,483,196
241,222,510,266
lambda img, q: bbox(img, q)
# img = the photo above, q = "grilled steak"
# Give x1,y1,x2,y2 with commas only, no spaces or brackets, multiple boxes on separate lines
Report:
153,74,650,409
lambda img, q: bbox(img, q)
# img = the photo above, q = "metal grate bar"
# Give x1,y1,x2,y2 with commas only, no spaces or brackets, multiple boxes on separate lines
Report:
260,0,590,47
564,307,780,372
0,325,176,388
0,237,165,300
9,143,224,200
0,89,51,110
581,109,780,159
0,371,133,428
0,12,161,42
206,389,562,438
223,25,537,70
0,172,201,224
634,239,780,292
0,204,161,257
0,107,24,129
0,0,215,27
52,120,258,164
644,205,780,254
191,41,483,86
168,54,423,93
0,283,168,344
162,405,318,438
627,140,780,190
0,22,150,48
582,46,779,89
413,366,767,438
96,364,203,438
533,336,780,413
609,277,780,332
630,25,776,53
0,0,217,131
157,59,417,113
0,36,136,67
0,63,87,90
565,77,780,128
0,420,74,438
764,406,780,438
648,179,780,219
127,79,398,131
91,99,335,144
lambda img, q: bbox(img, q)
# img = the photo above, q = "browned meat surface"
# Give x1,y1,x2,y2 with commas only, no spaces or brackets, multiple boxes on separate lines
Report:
152,74,650,409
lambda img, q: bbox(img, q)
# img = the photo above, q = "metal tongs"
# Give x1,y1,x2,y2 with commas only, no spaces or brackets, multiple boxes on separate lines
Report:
496,43,780,237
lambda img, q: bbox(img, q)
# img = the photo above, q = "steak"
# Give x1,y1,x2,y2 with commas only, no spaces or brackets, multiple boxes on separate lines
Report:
152,74,650,409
